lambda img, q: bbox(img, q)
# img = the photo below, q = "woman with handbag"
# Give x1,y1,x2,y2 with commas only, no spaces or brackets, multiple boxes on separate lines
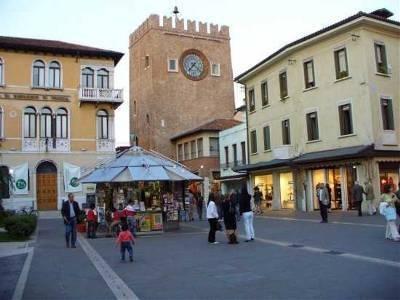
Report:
207,193,219,244
223,192,239,244
379,184,400,241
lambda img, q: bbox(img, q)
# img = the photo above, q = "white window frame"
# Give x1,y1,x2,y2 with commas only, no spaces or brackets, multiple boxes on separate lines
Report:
0,57,4,86
55,107,69,139
303,58,316,89
374,41,390,75
167,58,178,72
32,59,46,88
48,60,63,89
211,63,221,76
0,106,4,138
337,99,355,137
380,95,395,131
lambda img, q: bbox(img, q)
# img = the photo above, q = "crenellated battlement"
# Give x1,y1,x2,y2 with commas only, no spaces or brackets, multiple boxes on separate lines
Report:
130,14,230,45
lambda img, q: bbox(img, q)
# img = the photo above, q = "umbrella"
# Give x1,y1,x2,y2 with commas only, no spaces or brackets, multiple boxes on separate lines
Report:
79,146,203,183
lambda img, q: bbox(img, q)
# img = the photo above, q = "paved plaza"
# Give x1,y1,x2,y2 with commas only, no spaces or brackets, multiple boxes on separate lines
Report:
1,211,399,300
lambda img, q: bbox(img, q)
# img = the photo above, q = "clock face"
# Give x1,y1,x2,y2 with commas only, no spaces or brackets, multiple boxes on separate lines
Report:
180,49,209,81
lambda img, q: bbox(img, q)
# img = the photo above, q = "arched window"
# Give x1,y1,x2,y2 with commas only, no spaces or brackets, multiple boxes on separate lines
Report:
81,67,94,88
32,60,45,87
48,61,61,88
56,108,68,138
24,107,37,138
97,110,109,139
0,58,4,85
40,107,52,138
97,68,109,89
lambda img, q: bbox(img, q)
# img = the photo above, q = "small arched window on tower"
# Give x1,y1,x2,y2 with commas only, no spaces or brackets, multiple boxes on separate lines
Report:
24,107,37,138
97,110,109,139
40,107,53,138
97,68,109,89
145,55,150,68
146,113,150,124
56,108,68,138
48,61,61,88
32,60,45,87
81,67,94,88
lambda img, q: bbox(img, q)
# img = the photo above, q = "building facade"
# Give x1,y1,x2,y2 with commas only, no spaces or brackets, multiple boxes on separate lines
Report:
0,36,123,210
219,106,247,194
235,9,400,212
171,119,241,198
129,15,235,158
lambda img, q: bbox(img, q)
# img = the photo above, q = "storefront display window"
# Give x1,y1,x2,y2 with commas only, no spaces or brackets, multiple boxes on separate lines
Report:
254,174,273,209
280,172,294,209
379,162,400,193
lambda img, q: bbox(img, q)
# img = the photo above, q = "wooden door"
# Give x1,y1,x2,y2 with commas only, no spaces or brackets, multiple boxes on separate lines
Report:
37,173,57,210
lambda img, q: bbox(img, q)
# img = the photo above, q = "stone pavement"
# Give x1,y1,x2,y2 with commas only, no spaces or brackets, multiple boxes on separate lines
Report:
3,211,399,300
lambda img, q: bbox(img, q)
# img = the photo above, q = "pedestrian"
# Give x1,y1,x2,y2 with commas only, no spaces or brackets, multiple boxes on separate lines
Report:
124,200,136,236
109,207,121,236
61,193,81,248
325,183,332,212
379,184,400,241
319,183,329,223
196,193,204,220
222,193,239,244
86,203,97,239
395,182,400,232
188,191,195,221
364,179,376,215
253,186,263,215
206,193,219,244
239,185,255,242
352,181,364,216
116,223,135,262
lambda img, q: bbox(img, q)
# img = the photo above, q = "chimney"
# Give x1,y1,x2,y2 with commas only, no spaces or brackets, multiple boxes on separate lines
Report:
369,8,394,19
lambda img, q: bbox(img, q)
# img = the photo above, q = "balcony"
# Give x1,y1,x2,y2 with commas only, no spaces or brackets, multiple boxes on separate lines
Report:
22,138,70,152
96,139,115,152
79,88,123,107
220,160,244,170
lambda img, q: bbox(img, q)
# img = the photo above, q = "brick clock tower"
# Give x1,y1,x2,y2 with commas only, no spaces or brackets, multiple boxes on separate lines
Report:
129,15,235,158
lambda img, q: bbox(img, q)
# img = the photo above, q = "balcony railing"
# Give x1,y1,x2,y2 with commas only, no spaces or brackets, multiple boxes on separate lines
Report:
79,88,123,104
96,139,115,152
22,138,70,152
220,160,244,170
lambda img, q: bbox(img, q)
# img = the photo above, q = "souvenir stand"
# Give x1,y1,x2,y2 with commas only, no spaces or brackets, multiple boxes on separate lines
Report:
80,147,202,234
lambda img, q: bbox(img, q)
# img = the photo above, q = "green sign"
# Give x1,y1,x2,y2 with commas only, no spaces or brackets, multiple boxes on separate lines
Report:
70,177,79,188
16,179,27,190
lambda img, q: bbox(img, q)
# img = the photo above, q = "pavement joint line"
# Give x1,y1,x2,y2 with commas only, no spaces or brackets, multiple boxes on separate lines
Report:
12,247,34,300
77,234,139,300
257,215,385,228
181,223,400,269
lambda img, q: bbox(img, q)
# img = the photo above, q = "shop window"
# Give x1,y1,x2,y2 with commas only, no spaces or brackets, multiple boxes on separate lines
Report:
224,146,229,167
338,104,353,135
56,108,68,138
280,172,294,209
184,142,189,160
32,60,45,87
190,140,196,159
250,130,257,154
209,137,219,156
248,89,255,112
232,144,238,166
263,126,271,151
168,59,178,72
97,109,109,139
177,144,183,161
254,174,273,209
97,68,109,89
81,67,94,88
375,43,388,74
40,107,52,138
24,107,37,138
279,71,288,99
261,81,268,106
241,141,246,164
303,59,315,88
334,48,348,79
197,138,203,157
282,119,291,145
306,112,319,141
48,61,61,88
381,98,394,130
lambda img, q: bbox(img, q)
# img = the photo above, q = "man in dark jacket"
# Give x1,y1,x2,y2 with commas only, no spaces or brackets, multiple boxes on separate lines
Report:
352,181,364,217
61,193,81,248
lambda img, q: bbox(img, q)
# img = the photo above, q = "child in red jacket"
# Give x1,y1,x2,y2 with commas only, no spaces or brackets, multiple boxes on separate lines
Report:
116,223,135,262
86,203,97,239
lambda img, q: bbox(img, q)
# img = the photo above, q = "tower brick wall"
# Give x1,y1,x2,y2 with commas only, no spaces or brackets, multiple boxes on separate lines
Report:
129,15,235,158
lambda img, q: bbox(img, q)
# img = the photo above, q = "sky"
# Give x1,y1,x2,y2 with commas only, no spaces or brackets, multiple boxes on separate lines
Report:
1,0,399,146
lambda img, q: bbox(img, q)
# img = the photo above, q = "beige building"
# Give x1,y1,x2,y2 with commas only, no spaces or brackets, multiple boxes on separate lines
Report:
234,9,400,212
0,36,123,210
129,15,235,158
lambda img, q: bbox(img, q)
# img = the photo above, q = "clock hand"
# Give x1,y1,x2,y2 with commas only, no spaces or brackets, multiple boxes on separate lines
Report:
188,62,196,71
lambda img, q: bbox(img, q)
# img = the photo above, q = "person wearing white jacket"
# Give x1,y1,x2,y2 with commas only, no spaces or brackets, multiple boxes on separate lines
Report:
207,193,219,244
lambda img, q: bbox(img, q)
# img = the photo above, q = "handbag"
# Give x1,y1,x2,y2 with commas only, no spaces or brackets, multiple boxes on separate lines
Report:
216,220,223,231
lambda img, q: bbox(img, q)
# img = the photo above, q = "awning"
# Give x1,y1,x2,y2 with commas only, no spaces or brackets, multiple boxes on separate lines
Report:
233,159,291,173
